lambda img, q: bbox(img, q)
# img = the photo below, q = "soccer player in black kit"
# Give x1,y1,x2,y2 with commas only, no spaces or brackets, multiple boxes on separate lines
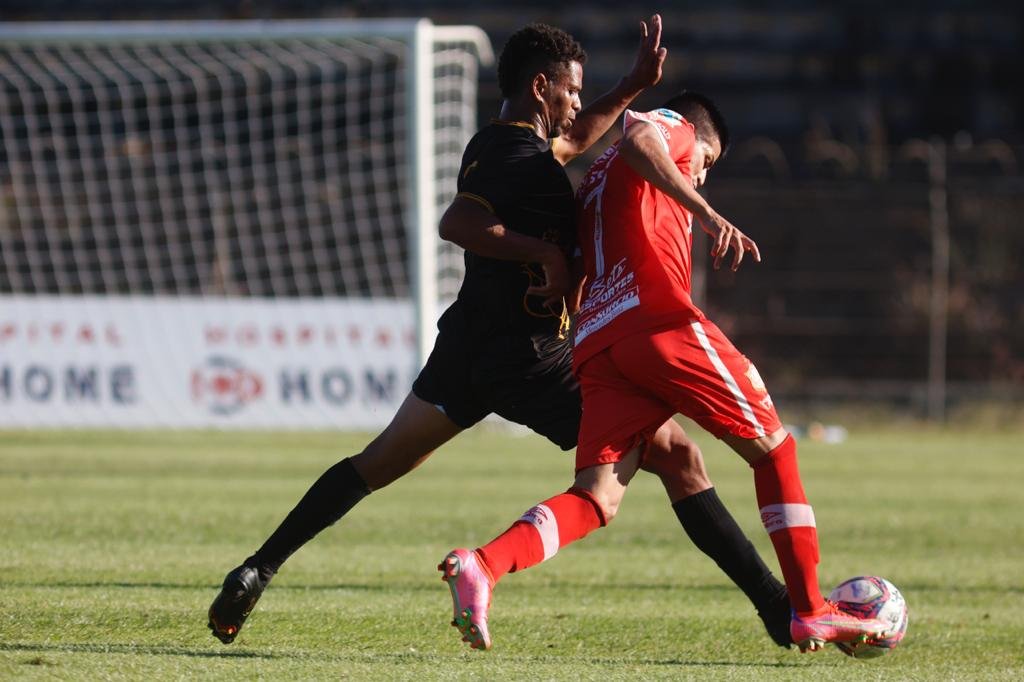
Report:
208,16,792,649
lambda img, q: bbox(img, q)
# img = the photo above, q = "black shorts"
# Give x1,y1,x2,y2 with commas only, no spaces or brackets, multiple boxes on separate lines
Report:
412,325,582,451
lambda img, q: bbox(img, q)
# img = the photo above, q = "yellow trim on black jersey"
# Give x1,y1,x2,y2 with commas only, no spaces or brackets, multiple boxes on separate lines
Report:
456,192,495,213
557,302,571,340
491,118,560,145
490,118,536,131
520,263,571,339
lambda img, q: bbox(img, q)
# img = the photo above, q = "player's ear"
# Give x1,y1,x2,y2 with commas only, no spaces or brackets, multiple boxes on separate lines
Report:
531,72,549,104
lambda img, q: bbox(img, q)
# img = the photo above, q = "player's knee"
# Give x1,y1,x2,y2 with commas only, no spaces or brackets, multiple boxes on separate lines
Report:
648,437,708,479
596,495,623,523
352,438,432,491
643,434,712,500
722,426,790,465
670,438,711,484
577,485,625,524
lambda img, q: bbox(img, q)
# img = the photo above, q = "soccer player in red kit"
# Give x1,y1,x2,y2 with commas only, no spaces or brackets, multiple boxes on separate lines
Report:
440,92,892,653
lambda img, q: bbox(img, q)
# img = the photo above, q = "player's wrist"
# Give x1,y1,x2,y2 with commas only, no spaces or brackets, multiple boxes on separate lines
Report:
535,240,565,267
616,75,647,100
699,205,716,222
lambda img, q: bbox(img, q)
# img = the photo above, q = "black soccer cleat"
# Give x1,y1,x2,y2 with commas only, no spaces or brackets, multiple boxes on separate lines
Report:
208,564,268,644
758,591,794,649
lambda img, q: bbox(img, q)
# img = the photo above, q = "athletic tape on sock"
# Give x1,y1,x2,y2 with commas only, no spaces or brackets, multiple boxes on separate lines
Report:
759,503,816,533
518,504,560,561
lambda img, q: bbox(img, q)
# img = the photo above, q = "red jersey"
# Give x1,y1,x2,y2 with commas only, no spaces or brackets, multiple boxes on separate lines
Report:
573,108,704,369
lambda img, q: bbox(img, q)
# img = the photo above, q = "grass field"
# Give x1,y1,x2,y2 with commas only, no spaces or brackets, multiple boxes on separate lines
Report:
1,424,1023,680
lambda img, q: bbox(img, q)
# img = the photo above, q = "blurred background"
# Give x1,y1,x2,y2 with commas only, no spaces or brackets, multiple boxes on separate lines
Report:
1,0,1021,425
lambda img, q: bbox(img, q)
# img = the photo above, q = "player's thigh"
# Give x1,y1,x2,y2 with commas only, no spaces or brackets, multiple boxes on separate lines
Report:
576,350,674,474
352,391,462,490
610,321,782,441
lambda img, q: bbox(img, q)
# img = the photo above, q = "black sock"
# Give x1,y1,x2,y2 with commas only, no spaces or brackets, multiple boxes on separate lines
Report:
672,487,787,611
245,457,370,581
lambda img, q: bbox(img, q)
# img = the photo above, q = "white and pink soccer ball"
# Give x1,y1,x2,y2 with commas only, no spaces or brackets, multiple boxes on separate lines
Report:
829,576,909,659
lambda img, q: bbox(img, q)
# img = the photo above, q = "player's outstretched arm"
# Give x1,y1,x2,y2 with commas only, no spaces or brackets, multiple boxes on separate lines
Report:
619,122,761,271
439,195,570,306
553,14,667,165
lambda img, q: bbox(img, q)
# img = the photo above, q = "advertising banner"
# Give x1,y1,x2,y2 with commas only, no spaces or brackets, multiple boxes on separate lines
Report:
0,296,417,428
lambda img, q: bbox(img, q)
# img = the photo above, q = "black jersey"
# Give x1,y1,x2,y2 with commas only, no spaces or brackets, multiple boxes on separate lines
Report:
441,121,576,350
414,122,582,444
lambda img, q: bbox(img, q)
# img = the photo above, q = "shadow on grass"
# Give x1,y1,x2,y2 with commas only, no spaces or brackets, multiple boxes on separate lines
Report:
583,657,803,669
0,642,806,669
0,641,281,660
1,580,438,592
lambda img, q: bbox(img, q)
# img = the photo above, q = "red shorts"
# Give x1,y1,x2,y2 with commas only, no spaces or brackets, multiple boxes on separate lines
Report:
575,320,782,471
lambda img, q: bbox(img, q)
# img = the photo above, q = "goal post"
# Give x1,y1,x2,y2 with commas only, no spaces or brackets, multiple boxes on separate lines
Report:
0,20,492,428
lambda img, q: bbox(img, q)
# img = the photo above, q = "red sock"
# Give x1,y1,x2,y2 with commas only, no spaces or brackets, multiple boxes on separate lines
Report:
751,435,825,615
476,488,606,582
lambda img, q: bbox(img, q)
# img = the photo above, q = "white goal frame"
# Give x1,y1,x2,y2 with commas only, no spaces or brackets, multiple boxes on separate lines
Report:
0,19,493,369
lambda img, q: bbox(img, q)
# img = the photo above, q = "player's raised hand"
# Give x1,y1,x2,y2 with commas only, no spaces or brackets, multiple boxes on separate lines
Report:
698,210,762,271
624,14,667,92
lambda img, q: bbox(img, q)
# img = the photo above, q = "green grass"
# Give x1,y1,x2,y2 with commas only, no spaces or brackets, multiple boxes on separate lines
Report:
1,425,1022,680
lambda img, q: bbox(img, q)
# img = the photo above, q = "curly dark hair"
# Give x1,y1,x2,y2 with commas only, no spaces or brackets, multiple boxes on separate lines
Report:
497,23,587,99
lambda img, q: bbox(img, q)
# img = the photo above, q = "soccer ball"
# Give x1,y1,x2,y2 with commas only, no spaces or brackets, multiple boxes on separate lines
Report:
828,576,908,659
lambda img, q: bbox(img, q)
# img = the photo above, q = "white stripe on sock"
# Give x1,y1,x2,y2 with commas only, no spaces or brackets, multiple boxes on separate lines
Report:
519,504,560,561
760,503,816,532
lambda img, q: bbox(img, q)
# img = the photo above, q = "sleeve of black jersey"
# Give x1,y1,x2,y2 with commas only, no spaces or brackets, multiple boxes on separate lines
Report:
457,137,535,219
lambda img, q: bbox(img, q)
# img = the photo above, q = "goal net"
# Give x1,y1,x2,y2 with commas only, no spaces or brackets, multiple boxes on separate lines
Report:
0,20,492,428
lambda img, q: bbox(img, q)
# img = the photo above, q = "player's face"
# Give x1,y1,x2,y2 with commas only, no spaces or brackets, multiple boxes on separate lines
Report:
689,136,722,188
543,61,583,138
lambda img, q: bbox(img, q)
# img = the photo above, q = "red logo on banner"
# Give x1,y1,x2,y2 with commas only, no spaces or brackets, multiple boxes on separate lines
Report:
191,356,263,416
201,322,415,349
0,321,123,346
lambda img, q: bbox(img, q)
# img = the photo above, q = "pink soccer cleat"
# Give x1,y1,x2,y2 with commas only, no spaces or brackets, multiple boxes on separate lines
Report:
790,600,892,653
438,548,493,650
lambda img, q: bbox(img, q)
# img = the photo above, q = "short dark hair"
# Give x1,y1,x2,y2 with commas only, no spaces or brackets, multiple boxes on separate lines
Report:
497,23,587,99
662,91,730,153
